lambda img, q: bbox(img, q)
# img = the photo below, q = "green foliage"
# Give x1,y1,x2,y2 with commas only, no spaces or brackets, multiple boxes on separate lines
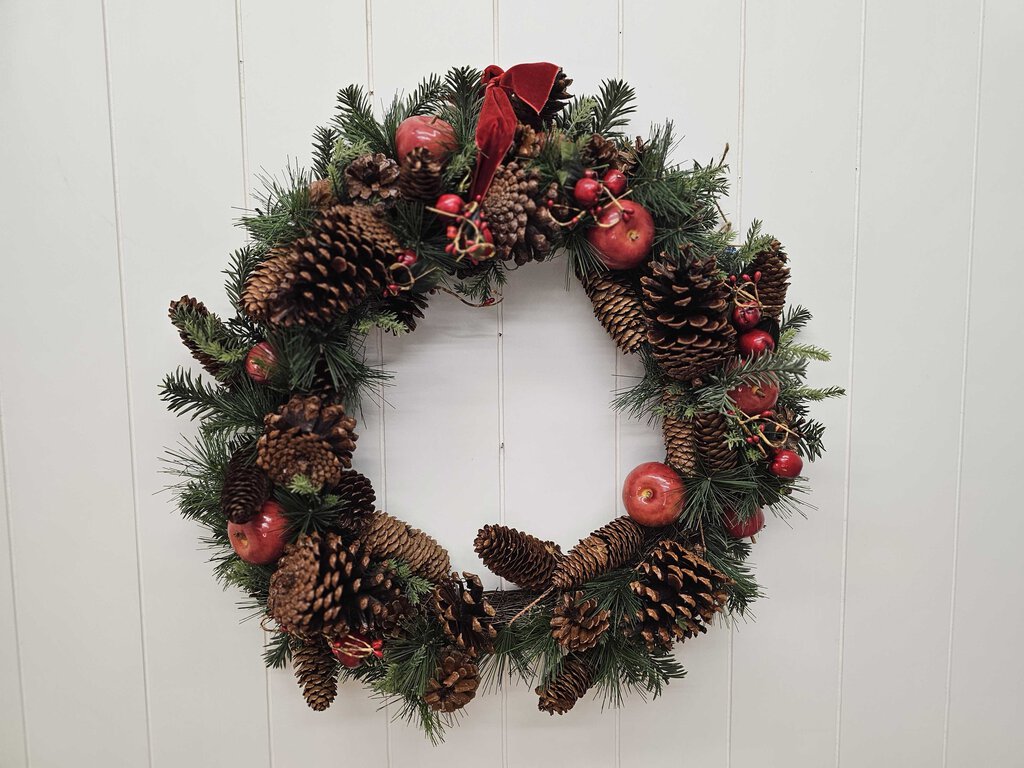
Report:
241,164,318,250
160,368,282,435
311,125,340,180
171,303,248,381
386,559,434,605
589,79,637,138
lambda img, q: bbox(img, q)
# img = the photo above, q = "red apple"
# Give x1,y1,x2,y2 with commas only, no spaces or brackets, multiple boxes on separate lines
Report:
573,177,602,208
329,632,384,668
602,169,627,196
434,193,464,217
724,507,765,538
738,329,775,357
727,380,780,415
732,304,762,331
244,341,277,383
228,500,288,565
622,461,686,527
395,115,456,161
586,201,655,270
770,449,804,478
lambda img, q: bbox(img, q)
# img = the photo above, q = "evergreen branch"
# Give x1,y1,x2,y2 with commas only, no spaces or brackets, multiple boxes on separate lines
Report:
780,304,813,335
590,79,637,137
263,630,291,669
160,368,281,432
240,164,318,249
780,384,846,402
332,84,391,154
311,125,340,179
703,526,761,616
556,95,598,138
386,559,434,605
381,74,448,156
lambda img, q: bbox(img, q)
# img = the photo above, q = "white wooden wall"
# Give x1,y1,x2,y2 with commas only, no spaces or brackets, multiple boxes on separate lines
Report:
1,1,1021,766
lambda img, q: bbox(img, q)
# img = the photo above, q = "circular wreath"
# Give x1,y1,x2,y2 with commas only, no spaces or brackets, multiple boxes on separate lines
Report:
161,62,842,740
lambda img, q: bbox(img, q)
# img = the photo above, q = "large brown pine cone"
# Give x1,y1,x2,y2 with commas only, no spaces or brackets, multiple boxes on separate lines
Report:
512,67,572,128
642,254,736,385
582,272,647,353
551,516,646,590
256,395,358,487
168,295,225,377
550,591,611,652
242,205,403,327
432,572,497,657
536,655,593,715
424,650,480,713
267,532,399,637
397,147,442,202
220,448,271,524
344,152,400,204
360,511,451,583
749,240,789,320
290,637,339,712
474,524,562,591
482,162,558,265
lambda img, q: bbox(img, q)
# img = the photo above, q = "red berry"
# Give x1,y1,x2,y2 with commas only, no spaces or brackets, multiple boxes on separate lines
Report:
732,303,762,331
244,342,276,383
603,169,627,195
573,177,602,208
754,270,763,282
584,169,598,179
445,225,458,239
738,329,776,357
770,449,804,478
399,250,418,266
724,507,765,538
435,193,465,217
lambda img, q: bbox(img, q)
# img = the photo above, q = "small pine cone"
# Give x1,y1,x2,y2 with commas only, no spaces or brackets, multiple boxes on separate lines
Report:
308,178,336,208
642,254,736,385
424,650,480,713
361,511,451,583
432,572,497,658
619,136,648,176
398,147,442,202
257,395,358,487
550,591,611,652
291,637,339,712
344,152,400,204
168,295,223,377
512,123,544,158
581,134,622,169
377,594,415,636
663,411,697,476
381,287,430,333
268,532,400,637
551,517,646,590
474,524,562,591
513,68,572,128
332,469,376,533
582,273,647,353
536,655,593,715
220,448,271,524
749,240,789,320
482,162,558,265
628,540,730,651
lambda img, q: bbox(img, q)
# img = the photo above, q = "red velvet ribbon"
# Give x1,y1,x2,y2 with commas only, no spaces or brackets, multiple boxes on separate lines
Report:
471,62,560,200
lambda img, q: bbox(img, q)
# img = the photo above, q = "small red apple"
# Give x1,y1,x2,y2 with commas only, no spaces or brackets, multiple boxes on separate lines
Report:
622,461,686,527
738,329,775,357
732,304,762,331
586,201,655,270
602,169,627,196
228,500,288,565
573,177,602,208
329,632,384,668
395,115,456,161
244,341,277,383
727,380,780,415
724,507,765,538
770,449,804,478
434,193,464,217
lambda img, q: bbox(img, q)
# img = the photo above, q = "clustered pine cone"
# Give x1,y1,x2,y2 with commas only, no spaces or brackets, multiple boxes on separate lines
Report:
256,395,358,488
749,240,789,320
432,572,497,657
582,273,647,353
629,540,730,651
550,591,611,652
267,531,399,637
551,516,646,590
220,448,271,524
513,67,572,128
536,655,593,715
482,161,558,265
663,409,737,476
424,650,479,713
474,524,562,591
291,637,339,712
642,253,736,384
168,295,224,377
360,511,451,583
242,204,403,327
344,152,400,204
398,146,442,202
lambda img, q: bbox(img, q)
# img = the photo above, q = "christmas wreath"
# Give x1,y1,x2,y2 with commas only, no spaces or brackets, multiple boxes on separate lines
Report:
161,62,843,740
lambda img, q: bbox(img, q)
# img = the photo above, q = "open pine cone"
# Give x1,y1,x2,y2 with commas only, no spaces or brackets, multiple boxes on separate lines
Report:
536,654,593,715
256,395,357,487
398,146,442,202
550,591,611,652
431,572,497,658
482,162,558,265
474,524,562,591
582,272,647,354
512,67,572,128
290,637,339,712
424,650,480,713
220,448,271,524
344,152,400,204
360,511,451,583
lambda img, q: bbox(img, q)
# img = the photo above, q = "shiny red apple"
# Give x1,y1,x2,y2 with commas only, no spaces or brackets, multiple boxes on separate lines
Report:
727,380,780,415
585,200,655,270
738,329,775,357
573,177,602,208
228,500,288,565
602,169,627,196
244,341,277,383
724,507,765,538
732,304,762,331
770,449,804,478
395,115,456,160
622,461,686,527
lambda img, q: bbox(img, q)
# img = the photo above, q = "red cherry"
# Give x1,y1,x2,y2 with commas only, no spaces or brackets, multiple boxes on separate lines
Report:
228,501,288,565
622,461,686,527
770,449,804,478
244,342,277,383
435,193,465,217
399,250,418,266
585,201,656,270
727,380,780,415
603,169,627,196
732,304,762,331
395,115,456,160
573,177,602,208
724,507,765,538
738,329,776,357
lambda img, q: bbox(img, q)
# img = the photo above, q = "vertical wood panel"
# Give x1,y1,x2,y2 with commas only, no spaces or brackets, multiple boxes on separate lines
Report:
103,1,269,765
0,1,150,766
839,1,981,764
945,1,1024,764
730,2,861,766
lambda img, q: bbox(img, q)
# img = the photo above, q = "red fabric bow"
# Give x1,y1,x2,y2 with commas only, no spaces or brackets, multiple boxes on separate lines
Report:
471,62,560,200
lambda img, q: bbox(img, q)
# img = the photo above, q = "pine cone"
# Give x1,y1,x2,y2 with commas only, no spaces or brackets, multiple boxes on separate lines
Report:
397,147,442,202
551,517,646,590
308,178,336,208
474,524,562,591
663,408,736,476
749,240,789,320
432,572,497,657
662,411,697,476
619,136,648,176
361,511,451,583
536,655,593,715
168,295,224,377
267,532,400,637
581,134,621,169
256,395,358,487
424,650,479,713
513,68,572,128
628,540,730,651
511,123,544,159
242,204,402,327
582,273,647,353
344,152,400,204
382,288,429,333
550,591,611,652
332,469,376,533
642,254,736,384
482,162,558,265
290,637,339,712
220,448,271,524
